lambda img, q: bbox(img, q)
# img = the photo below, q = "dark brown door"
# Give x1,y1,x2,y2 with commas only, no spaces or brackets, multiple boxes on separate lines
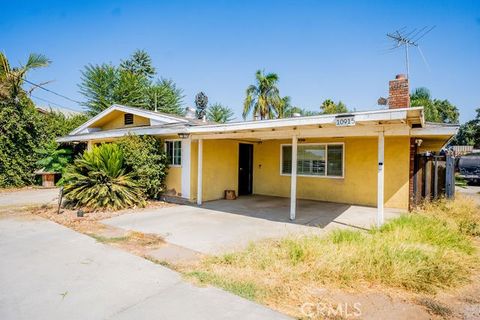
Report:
238,143,253,195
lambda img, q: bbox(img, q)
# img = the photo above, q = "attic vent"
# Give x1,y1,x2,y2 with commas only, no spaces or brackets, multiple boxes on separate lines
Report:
124,113,134,125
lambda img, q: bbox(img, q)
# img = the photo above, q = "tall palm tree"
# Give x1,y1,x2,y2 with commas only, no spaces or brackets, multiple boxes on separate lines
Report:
243,70,281,120
276,96,292,118
0,52,50,101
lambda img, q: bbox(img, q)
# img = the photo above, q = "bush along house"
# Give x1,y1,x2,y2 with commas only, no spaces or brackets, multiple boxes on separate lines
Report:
58,75,458,225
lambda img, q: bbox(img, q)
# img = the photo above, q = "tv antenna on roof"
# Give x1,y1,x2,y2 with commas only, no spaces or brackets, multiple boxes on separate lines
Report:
386,26,436,78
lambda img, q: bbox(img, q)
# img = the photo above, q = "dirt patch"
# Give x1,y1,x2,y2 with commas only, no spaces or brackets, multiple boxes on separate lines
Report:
27,201,176,258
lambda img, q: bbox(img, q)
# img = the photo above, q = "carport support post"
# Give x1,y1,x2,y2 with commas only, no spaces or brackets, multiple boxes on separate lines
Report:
377,131,385,227
197,139,203,206
290,135,298,220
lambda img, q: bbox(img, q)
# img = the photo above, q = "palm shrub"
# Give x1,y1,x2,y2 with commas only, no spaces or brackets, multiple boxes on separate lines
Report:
117,135,168,199
63,144,146,210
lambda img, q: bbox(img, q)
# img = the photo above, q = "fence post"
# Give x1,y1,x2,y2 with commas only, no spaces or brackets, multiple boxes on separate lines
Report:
445,155,455,199
434,156,439,199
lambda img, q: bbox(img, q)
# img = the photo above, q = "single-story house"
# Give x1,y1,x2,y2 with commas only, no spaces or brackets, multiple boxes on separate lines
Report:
58,74,457,225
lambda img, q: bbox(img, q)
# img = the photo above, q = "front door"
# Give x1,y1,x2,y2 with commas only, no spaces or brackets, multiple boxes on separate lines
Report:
238,143,253,195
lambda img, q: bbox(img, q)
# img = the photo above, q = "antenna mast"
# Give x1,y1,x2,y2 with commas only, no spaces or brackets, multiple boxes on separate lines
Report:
386,26,435,79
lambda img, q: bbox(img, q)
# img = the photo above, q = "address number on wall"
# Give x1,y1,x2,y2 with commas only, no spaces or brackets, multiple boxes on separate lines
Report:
335,116,356,127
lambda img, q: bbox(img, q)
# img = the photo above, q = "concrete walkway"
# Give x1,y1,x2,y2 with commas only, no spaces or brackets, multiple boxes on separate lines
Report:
0,188,59,210
0,216,289,320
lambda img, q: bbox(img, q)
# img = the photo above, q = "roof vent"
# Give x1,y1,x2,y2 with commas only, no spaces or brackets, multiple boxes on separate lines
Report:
185,107,196,119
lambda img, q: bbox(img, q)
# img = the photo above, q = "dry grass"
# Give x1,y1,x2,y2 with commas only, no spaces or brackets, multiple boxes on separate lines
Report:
181,197,480,318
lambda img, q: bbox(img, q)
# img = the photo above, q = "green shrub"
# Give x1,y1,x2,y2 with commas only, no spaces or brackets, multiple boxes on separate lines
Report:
63,144,145,210
35,141,73,173
0,97,46,187
117,135,168,199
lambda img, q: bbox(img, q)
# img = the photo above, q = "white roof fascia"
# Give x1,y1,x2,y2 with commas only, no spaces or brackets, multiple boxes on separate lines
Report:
188,108,413,134
411,124,459,137
58,125,188,143
61,107,430,142
112,104,190,123
70,104,188,135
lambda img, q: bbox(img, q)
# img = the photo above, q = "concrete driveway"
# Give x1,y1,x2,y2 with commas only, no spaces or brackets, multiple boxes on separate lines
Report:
457,185,480,205
103,196,400,255
0,188,59,210
0,215,289,320
103,205,322,255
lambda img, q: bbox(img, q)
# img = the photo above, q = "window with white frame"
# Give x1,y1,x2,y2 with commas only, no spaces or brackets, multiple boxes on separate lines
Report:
165,140,182,166
281,143,344,177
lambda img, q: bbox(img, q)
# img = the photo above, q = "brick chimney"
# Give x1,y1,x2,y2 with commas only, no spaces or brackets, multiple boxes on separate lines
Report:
388,74,410,109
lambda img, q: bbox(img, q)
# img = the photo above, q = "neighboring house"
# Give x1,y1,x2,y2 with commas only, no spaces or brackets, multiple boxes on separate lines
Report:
57,74,457,221
36,105,83,117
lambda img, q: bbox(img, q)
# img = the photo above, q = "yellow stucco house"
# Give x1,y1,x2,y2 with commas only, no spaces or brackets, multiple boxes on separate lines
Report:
58,75,457,223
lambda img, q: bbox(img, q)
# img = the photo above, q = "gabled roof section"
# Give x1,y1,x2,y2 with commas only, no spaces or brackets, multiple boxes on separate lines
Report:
70,104,190,135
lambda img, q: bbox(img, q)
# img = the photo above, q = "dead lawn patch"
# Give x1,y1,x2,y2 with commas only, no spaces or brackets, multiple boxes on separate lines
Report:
179,197,480,319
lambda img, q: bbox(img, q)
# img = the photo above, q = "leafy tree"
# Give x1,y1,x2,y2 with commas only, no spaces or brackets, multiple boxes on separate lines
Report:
296,107,320,116
120,49,156,79
207,103,235,123
320,99,348,114
40,111,89,137
433,99,459,124
116,135,169,199
195,91,209,119
79,51,184,116
410,87,459,124
63,144,146,210
35,141,72,173
243,70,281,120
0,97,45,187
79,64,149,116
0,53,51,187
146,79,184,115
452,108,480,147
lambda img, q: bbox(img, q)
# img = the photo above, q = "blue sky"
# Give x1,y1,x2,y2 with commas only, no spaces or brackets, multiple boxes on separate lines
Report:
1,0,479,123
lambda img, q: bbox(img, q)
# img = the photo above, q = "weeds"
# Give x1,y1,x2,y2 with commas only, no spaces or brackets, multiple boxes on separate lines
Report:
417,297,453,318
186,271,261,301
181,197,479,318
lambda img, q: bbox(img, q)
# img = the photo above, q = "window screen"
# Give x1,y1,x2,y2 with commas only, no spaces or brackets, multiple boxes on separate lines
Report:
281,144,343,177
165,141,182,166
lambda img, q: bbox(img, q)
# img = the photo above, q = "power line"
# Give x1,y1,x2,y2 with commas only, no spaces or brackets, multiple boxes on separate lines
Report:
31,94,85,113
24,78,83,104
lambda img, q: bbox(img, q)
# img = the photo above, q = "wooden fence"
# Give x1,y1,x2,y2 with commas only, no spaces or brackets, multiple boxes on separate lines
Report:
411,154,455,208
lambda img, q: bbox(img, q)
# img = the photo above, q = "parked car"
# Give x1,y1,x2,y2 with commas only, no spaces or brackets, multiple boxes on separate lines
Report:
458,153,480,184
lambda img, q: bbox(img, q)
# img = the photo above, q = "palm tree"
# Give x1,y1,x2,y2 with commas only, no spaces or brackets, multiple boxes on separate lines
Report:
320,99,349,114
243,70,281,120
207,103,235,123
0,52,50,101
277,96,293,118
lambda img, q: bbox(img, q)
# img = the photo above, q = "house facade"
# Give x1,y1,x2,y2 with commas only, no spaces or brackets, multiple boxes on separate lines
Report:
58,75,457,223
